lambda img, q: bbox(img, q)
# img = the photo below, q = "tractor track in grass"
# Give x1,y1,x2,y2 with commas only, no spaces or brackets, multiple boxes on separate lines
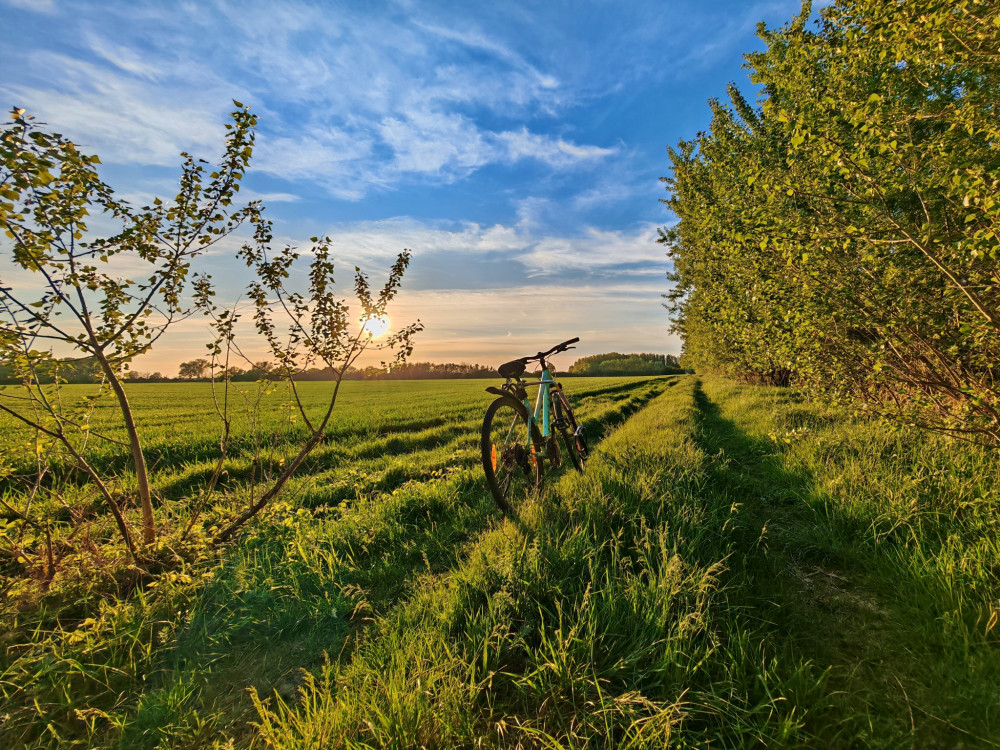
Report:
241,376,703,748
689,378,1000,748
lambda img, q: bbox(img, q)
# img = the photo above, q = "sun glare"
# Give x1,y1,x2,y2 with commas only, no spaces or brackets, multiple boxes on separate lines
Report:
362,315,390,338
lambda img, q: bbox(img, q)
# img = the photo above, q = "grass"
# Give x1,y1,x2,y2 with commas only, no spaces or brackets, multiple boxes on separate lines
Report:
1,375,998,747
0,376,674,747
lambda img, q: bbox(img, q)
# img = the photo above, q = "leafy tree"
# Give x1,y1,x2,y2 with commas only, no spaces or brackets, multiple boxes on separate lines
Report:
206,231,421,542
0,103,422,560
664,0,1000,442
177,358,210,379
0,103,260,551
124,370,165,382
569,352,680,377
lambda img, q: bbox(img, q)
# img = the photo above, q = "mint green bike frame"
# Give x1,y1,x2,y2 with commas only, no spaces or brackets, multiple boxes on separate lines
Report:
521,366,555,443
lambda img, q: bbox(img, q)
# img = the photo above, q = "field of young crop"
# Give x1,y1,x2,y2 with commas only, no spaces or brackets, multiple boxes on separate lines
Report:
2,375,999,748
0,377,665,519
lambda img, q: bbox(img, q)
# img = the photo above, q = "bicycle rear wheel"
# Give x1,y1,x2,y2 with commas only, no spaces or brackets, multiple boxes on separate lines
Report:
481,396,543,512
552,390,586,472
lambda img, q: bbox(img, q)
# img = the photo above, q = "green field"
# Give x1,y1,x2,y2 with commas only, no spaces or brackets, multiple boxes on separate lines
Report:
2,376,998,748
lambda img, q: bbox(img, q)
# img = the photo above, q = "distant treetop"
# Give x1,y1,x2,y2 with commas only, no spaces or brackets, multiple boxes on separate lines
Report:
568,353,681,377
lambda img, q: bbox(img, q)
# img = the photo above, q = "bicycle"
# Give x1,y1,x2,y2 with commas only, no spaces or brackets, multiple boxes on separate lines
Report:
481,337,589,512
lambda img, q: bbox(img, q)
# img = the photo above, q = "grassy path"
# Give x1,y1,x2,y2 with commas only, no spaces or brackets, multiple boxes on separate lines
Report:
692,379,1000,748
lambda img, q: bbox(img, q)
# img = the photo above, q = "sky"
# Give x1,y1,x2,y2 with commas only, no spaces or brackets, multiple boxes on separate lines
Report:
0,0,810,374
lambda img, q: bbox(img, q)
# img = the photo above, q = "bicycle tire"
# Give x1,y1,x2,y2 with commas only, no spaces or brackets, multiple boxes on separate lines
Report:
481,396,544,512
552,390,586,472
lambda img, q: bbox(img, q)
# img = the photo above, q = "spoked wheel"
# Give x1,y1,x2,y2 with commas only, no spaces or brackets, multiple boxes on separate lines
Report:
481,396,543,513
552,390,587,472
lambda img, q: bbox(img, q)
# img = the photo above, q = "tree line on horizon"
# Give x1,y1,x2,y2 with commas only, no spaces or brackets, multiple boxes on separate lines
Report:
664,0,999,444
0,352,682,383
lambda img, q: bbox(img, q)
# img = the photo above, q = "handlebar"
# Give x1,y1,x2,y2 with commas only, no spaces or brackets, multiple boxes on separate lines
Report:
512,338,579,366
495,338,580,381
536,337,579,359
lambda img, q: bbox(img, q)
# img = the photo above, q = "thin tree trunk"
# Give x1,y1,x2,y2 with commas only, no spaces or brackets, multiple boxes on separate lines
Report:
213,430,323,544
214,376,345,544
96,354,155,545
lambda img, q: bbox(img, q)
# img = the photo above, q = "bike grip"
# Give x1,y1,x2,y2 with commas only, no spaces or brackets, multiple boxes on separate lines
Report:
559,337,580,348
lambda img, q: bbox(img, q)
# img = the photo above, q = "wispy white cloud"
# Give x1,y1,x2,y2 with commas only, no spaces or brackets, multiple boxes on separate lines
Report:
238,191,300,204
413,20,560,93
297,218,526,267
519,224,668,277
496,128,616,167
86,32,161,79
6,0,55,11
378,109,491,177
2,1,621,199
5,52,236,165
572,169,654,210
252,127,376,199
292,216,664,272
370,111,615,183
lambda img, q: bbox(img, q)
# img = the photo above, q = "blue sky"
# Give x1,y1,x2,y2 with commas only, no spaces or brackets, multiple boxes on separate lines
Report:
1,0,808,372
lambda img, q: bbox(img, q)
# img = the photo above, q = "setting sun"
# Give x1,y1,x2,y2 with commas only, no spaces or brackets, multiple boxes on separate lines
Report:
361,314,390,338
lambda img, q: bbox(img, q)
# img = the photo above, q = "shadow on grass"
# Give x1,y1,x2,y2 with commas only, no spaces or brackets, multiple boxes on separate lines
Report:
689,380,996,749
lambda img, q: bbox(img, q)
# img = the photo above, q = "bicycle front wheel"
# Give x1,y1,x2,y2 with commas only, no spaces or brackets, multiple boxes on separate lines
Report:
481,396,543,513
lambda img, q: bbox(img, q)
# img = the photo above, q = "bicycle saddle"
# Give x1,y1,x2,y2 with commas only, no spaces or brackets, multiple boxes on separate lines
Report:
498,359,527,378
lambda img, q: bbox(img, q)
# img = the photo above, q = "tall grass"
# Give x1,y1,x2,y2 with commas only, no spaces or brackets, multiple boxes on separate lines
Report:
252,377,1000,748
0,376,673,748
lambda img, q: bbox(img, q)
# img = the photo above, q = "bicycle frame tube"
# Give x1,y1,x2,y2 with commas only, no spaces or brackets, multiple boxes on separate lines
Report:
532,367,553,438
